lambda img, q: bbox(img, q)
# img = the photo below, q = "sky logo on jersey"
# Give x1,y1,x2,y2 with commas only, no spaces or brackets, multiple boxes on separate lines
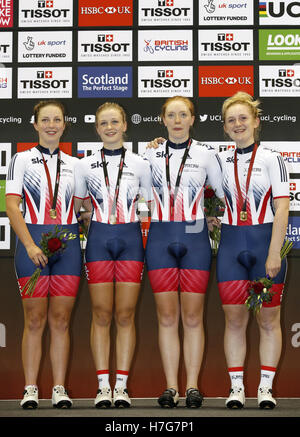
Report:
78,0,133,26
78,67,132,98
198,65,254,97
0,0,13,27
259,1,300,25
259,29,300,60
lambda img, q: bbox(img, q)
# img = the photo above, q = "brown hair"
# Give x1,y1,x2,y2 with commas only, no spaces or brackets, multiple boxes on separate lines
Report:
160,96,195,120
95,102,127,125
33,100,67,123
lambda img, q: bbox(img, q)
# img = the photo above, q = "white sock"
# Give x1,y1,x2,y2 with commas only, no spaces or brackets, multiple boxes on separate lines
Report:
228,367,244,389
259,366,276,390
97,370,110,390
115,371,129,389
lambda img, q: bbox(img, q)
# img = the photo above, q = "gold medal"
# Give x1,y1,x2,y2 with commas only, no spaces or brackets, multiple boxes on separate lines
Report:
109,214,117,225
240,211,247,222
49,209,57,220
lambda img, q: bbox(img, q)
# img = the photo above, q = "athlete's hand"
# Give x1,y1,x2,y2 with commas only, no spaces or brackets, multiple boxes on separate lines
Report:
265,251,281,279
206,216,221,232
146,137,166,149
26,243,48,269
79,211,92,228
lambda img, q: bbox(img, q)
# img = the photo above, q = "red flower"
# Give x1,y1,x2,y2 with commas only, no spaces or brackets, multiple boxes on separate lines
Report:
204,188,215,199
47,237,62,253
250,281,264,294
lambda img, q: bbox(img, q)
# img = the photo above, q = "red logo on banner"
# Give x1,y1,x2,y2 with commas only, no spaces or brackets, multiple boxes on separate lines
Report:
198,66,254,97
78,0,133,26
17,143,72,155
0,0,13,28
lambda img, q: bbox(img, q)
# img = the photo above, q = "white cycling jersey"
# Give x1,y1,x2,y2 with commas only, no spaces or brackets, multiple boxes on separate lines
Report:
74,147,152,224
217,143,289,226
144,139,223,222
6,146,78,225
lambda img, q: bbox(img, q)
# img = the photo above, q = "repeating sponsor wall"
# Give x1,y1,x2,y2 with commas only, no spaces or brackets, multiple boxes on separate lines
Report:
0,0,299,399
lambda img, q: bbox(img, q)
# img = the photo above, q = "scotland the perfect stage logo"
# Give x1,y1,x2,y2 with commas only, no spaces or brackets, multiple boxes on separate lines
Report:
78,66,132,98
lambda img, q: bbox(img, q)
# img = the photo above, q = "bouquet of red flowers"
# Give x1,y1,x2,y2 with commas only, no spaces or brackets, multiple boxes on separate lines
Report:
204,185,225,254
245,239,293,313
21,226,77,297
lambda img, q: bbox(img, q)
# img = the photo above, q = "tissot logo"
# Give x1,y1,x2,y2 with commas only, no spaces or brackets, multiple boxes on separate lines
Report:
138,0,193,25
138,66,193,97
198,65,254,97
78,0,133,26
259,65,300,96
78,31,132,62
38,1,53,7
0,32,12,61
0,0,13,27
198,29,253,60
18,67,72,98
19,0,73,27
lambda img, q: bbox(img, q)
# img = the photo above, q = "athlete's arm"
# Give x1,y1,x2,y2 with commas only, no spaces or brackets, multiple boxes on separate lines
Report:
265,197,290,278
146,137,166,149
6,195,48,268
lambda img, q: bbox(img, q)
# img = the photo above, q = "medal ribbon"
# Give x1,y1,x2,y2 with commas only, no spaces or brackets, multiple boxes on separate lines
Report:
234,143,258,217
165,138,192,220
37,145,61,216
100,147,126,222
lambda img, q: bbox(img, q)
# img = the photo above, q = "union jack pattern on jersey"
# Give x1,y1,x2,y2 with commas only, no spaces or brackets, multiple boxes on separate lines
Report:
145,139,223,222
217,144,289,226
74,147,152,224
6,146,78,225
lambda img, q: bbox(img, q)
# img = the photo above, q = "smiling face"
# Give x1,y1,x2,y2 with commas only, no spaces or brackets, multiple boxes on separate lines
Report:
96,107,127,149
223,103,260,149
163,99,195,144
33,104,65,150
